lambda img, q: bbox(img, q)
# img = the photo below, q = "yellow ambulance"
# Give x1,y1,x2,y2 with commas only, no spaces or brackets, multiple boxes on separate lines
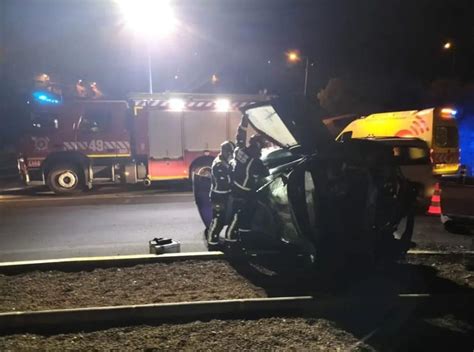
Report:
337,107,460,175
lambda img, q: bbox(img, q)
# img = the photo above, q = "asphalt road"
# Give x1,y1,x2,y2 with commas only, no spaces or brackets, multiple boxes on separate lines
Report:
0,186,472,262
0,186,207,261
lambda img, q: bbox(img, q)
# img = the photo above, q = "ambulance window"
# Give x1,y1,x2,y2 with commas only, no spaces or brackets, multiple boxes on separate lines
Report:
338,131,352,142
435,126,458,147
81,109,111,133
31,112,59,130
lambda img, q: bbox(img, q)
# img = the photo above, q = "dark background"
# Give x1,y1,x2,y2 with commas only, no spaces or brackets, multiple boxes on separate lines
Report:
2,0,474,98
1,0,474,165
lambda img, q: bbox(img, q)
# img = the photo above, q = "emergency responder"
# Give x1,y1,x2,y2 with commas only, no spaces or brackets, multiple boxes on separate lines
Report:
207,141,235,248
225,115,269,245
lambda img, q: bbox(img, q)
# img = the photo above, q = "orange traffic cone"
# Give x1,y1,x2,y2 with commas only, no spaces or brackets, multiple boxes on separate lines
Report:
427,182,442,215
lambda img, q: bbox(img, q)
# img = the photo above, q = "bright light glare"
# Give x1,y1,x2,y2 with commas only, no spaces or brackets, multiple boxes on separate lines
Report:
443,42,452,50
441,108,457,118
215,99,231,112
287,51,300,62
117,0,177,37
168,98,185,111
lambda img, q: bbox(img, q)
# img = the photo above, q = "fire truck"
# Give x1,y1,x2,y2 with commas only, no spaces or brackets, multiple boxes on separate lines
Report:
4,92,267,194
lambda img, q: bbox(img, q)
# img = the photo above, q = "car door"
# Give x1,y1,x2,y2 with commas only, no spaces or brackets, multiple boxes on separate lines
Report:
76,104,129,157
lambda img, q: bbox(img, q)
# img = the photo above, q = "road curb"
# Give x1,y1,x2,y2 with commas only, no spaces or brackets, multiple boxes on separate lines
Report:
1,294,472,334
0,296,312,333
1,250,472,275
0,252,224,275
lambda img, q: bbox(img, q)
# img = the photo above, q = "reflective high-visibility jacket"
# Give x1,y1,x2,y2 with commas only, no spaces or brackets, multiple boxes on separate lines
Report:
210,155,232,200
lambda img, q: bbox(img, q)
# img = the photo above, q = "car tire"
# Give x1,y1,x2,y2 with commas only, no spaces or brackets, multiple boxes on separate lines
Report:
46,163,85,195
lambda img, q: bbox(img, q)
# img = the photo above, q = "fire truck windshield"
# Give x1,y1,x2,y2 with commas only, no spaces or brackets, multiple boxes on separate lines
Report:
31,112,59,131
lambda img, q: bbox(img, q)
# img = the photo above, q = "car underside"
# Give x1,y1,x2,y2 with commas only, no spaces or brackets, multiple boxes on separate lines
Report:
194,97,419,270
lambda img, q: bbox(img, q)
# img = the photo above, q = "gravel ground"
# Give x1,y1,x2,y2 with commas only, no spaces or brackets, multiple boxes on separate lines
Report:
0,318,371,351
406,256,474,289
0,260,266,312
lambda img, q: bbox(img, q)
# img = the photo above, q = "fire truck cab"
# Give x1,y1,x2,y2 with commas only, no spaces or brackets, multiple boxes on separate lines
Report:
13,92,266,194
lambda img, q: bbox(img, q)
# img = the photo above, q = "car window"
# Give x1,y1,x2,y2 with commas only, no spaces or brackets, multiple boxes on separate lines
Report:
392,146,430,165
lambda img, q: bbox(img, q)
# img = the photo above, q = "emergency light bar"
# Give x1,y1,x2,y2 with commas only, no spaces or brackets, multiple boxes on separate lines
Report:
168,98,185,112
215,99,231,112
440,108,457,119
130,93,268,111
32,91,61,104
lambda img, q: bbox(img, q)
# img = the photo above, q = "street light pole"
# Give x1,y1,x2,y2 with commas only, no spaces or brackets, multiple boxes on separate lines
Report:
147,43,153,94
287,50,312,96
443,41,456,77
117,0,177,95
303,56,309,97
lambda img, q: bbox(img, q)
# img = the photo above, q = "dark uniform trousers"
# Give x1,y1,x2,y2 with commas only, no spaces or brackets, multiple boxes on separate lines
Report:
208,192,230,245
225,192,256,243
208,154,232,246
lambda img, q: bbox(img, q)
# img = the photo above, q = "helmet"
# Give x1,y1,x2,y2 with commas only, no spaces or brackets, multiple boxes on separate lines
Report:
221,141,235,161
249,134,267,150
221,141,235,155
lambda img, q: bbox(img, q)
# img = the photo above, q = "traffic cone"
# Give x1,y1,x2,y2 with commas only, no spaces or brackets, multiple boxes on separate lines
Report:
427,183,442,215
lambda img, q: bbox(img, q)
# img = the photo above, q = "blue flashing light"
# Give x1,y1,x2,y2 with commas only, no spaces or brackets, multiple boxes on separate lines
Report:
32,91,61,104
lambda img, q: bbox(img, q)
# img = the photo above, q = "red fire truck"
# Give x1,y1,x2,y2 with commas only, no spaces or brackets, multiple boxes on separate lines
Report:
4,92,267,194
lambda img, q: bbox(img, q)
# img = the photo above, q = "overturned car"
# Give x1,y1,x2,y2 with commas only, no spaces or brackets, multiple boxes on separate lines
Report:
194,97,419,268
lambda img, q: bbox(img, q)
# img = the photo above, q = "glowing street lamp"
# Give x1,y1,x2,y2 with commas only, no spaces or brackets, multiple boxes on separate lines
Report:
287,51,300,62
443,41,452,50
287,50,311,96
116,0,178,94
117,0,177,38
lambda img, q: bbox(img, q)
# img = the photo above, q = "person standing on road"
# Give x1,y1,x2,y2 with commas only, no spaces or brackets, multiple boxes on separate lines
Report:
225,115,269,246
207,141,235,249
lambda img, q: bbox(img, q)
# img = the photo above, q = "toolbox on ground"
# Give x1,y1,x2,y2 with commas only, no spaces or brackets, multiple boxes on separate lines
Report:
149,238,181,254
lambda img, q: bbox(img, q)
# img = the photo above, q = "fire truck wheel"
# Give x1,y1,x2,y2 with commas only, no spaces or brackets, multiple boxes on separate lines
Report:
47,164,84,195
192,165,212,178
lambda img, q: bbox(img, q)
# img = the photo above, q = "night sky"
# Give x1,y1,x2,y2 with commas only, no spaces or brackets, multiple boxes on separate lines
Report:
1,0,474,101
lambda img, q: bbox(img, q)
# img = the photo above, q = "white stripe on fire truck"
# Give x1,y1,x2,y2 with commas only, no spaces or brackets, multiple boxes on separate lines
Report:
117,141,126,149
104,141,113,149
132,99,261,109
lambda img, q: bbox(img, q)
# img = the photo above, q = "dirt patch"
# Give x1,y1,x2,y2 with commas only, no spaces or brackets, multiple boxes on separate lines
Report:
0,318,370,351
407,256,474,289
0,260,266,312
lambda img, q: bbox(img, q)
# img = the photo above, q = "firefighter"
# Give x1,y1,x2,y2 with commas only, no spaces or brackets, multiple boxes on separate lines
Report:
207,141,235,248
225,115,269,245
